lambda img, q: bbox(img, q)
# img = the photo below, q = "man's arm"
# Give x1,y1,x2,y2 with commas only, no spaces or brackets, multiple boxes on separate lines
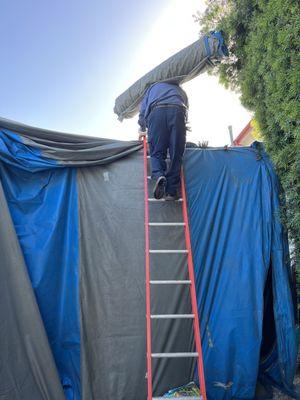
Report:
138,89,149,132
179,86,189,109
137,91,149,140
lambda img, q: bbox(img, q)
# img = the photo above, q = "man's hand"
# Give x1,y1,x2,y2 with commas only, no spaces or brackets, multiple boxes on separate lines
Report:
138,129,147,141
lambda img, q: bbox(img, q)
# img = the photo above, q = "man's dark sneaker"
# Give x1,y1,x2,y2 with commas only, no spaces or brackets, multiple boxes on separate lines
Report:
153,176,166,199
165,193,179,201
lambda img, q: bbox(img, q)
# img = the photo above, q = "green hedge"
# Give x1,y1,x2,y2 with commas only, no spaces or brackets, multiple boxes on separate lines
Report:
198,0,300,274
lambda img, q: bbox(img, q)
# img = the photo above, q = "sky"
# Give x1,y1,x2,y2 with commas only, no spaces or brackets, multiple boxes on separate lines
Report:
0,0,252,146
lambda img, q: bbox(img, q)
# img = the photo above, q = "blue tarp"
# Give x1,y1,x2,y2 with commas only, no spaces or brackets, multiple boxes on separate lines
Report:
185,146,297,398
0,130,80,399
0,125,297,400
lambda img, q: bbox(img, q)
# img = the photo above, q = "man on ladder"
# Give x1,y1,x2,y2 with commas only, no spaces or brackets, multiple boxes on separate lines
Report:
138,82,188,200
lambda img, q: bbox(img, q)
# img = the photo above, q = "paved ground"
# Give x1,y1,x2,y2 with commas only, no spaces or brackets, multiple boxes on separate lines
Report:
273,388,292,399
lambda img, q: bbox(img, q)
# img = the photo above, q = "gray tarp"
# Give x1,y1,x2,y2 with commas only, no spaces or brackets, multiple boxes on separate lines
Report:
78,155,194,398
0,118,297,399
0,118,194,399
0,117,142,165
114,33,221,121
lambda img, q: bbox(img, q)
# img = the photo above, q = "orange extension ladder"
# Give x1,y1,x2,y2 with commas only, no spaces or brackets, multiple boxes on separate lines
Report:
143,137,207,400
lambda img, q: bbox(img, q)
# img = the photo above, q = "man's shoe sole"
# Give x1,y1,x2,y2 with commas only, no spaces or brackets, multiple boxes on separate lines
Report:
153,176,166,199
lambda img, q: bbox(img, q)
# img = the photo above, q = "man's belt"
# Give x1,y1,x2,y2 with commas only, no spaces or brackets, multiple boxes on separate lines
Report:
152,103,187,111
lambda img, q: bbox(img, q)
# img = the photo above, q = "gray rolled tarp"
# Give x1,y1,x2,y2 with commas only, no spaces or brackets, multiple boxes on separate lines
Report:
114,32,227,121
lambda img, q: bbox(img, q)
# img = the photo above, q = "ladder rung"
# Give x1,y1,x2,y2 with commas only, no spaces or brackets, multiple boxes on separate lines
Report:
151,314,194,319
148,198,183,202
147,156,171,160
149,249,188,254
153,397,202,400
149,222,185,226
150,280,191,284
151,352,199,358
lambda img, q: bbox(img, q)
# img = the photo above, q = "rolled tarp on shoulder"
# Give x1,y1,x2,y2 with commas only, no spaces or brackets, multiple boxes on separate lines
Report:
114,31,228,121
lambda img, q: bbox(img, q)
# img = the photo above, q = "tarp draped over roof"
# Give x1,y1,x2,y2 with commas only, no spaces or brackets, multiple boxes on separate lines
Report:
114,32,226,121
0,119,297,400
0,117,142,168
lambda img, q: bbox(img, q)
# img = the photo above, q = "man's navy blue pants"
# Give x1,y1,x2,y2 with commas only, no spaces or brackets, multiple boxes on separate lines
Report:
147,105,186,196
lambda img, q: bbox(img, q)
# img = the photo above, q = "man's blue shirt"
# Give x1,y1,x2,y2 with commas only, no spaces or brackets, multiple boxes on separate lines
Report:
138,82,188,131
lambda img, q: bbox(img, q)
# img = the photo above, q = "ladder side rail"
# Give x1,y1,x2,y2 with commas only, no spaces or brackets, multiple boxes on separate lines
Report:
143,138,153,400
181,168,207,400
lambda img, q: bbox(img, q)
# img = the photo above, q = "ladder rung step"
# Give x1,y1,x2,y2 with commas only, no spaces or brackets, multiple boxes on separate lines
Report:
149,222,185,226
151,314,194,319
150,280,191,284
149,250,188,254
153,397,202,400
151,352,199,358
148,198,183,202
147,156,171,160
